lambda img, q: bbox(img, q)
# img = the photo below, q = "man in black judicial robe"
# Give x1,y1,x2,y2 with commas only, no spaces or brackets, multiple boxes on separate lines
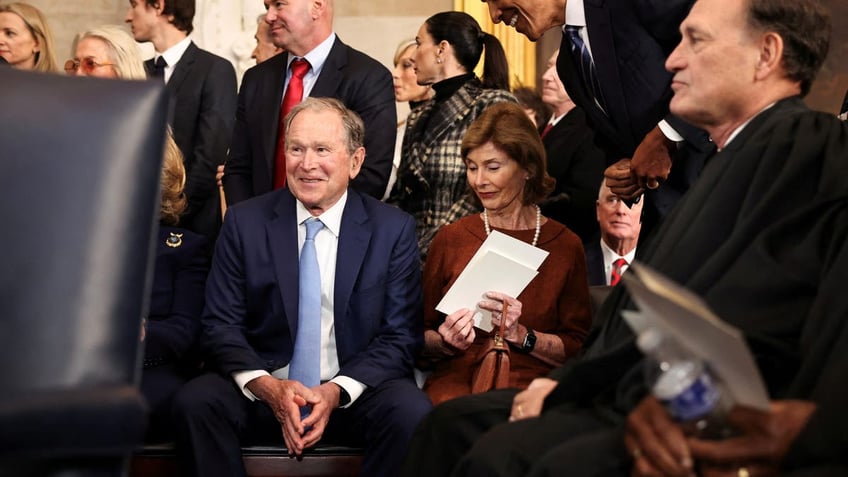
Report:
400,1,848,476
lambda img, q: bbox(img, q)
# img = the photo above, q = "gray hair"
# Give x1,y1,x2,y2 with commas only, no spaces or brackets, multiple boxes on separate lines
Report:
285,97,365,154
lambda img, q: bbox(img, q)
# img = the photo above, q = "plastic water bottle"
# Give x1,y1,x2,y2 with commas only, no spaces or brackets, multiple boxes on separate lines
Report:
636,329,734,439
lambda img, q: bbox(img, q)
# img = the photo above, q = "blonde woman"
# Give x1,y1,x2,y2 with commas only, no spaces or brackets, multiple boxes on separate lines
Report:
383,38,433,200
0,2,58,72
66,26,210,441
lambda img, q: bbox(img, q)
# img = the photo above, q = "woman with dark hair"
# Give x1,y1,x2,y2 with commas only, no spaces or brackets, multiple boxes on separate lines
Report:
389,11,515,261
420,102,592,405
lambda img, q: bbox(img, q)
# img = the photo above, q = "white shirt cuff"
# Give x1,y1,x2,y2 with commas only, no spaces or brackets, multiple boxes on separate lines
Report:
330,375,367,408
658,120,684,142
232,370,271,401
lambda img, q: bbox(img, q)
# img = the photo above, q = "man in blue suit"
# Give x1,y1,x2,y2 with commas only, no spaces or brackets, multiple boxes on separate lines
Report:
173,98,431,477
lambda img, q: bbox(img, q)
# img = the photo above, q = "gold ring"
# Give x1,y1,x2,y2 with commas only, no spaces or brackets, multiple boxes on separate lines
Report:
647,179,660,189
516,404,524,417
738,467,750,477
631,448,642,460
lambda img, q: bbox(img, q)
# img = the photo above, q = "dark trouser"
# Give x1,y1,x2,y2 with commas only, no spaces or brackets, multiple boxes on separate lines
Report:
173,372,431,477
401,389,630,477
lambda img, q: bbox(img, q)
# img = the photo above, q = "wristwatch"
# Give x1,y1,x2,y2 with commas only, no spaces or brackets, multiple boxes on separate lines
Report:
520,327,537,353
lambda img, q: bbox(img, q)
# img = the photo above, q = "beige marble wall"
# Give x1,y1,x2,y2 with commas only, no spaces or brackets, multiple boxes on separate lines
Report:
19,0,847,112
23,0,448,71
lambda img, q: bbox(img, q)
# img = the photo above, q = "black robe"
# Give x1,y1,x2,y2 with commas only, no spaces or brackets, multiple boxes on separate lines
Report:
542,97,848,468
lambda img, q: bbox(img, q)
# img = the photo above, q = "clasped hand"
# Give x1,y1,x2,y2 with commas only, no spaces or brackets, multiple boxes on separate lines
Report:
246,376,340,458
605,125,674,200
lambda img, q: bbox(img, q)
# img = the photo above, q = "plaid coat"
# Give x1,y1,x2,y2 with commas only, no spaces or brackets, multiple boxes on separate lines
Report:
390,78,515,261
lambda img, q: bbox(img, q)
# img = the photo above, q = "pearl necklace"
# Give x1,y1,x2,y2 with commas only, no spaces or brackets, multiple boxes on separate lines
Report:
483,205,542,247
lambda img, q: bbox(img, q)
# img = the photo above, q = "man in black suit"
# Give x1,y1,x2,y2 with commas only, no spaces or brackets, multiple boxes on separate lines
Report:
585,181,642,286
222,0,396,205
126,0,237,242
537,49,605,243
483,0,714,235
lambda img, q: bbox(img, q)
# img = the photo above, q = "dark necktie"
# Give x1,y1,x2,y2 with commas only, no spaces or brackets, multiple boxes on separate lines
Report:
540,122,553,139
274,58,311,190
564,25,606,112
610,258,627,286
289,217,323,389
151,56,167,80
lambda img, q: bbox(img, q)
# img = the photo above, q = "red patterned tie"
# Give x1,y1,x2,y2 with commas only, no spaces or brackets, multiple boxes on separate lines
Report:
273,58,310,190
610,258,627,286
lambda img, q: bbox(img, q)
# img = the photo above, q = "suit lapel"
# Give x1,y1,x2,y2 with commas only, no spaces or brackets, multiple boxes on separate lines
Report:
166,42,198,96
311,37,346,97
332,190,370,344
266,190,301,335
584,1,630,131
259,54,289,174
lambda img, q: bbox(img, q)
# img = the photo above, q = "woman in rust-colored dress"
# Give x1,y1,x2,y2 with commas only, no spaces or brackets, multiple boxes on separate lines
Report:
420,103,592,405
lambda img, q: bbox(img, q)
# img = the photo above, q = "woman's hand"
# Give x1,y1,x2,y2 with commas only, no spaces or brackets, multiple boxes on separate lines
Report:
437,308,476,351
480,291,523,342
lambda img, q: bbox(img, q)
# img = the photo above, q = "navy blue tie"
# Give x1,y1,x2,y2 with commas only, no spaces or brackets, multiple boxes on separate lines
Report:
564,25,606,112
289,218,323,389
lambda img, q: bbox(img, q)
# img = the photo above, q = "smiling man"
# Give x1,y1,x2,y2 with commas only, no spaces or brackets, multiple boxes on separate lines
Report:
174,98,430,477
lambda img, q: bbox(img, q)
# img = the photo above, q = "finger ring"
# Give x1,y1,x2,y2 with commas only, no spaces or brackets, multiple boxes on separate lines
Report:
631,448,642,460
738,467,750,477
647,179,660,189
516,405,523,417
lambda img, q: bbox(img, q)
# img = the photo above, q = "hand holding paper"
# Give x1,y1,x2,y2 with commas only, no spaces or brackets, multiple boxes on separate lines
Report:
436,231,548,332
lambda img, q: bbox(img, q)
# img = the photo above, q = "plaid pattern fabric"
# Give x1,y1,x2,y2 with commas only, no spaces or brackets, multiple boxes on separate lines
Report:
390,79,516,261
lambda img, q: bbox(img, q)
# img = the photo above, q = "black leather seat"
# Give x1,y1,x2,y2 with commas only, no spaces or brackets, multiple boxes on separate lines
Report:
0,68,169,477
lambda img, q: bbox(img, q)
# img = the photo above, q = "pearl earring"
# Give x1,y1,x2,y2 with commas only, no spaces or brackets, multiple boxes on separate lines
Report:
436,56,442,64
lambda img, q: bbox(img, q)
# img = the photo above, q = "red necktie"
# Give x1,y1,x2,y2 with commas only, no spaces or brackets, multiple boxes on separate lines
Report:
540,122,553,138
610,258,627,286
274,58,310,190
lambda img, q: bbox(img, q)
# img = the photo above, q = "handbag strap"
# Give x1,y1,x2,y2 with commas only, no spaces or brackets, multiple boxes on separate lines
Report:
497,300,508,339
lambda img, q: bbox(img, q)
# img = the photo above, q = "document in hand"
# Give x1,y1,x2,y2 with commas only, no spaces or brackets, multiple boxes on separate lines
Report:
621,262,770,411
436,231,549,332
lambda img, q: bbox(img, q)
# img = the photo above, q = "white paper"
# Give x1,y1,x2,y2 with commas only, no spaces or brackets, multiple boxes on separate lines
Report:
436,231,548,332
621,262,770,411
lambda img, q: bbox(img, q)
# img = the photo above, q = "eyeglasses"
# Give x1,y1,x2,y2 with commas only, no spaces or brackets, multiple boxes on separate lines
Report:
64,57,115,75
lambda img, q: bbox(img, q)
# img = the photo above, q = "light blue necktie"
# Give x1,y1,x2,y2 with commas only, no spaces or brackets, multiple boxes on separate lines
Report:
564,25,607,113
289,217,323,388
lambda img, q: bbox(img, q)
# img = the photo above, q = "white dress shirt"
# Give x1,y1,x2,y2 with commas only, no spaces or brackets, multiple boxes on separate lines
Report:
155,36,192,84
600,240,637,285
233,191,367,407
283,33,336,101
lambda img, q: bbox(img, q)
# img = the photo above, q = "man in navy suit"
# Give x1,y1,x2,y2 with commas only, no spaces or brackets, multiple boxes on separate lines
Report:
126,0,237,241
585,182,643,286
222,0,396,205
173,98,431,477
